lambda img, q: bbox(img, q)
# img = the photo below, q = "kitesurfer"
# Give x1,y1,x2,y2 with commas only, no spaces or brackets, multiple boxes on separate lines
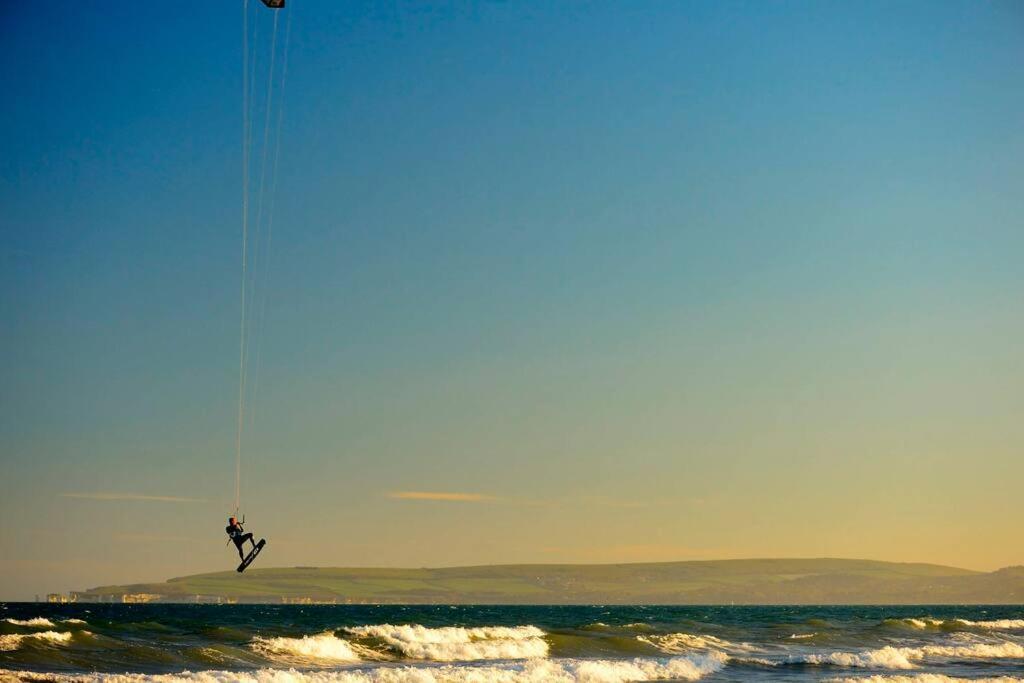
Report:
226,516,257,560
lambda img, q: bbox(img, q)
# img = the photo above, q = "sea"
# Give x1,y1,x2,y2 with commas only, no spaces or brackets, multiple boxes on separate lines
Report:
2,604,1023,682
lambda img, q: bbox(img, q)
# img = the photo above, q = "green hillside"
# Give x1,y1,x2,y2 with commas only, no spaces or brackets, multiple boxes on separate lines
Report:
75,559,1024,604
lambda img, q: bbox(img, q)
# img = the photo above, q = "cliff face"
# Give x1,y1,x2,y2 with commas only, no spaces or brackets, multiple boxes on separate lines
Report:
76,559,1023,604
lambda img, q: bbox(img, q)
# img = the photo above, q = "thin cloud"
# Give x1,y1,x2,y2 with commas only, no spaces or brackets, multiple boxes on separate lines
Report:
60,492,203,503
387,491,493,502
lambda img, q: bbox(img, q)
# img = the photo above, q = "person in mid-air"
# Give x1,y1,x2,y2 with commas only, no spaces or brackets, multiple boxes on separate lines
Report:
226,516,257,560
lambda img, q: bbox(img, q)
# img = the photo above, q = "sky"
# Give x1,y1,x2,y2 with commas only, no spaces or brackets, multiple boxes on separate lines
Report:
1,0,1022,600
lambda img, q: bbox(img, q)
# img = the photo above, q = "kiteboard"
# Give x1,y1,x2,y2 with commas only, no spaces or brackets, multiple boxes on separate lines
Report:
237,539,266,573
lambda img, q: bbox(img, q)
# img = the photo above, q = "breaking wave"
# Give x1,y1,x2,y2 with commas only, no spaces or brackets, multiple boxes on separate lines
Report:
884,619,946,630
955,619,1024,630
0,630,76,652
0,654,726,682
636,633,753,654
2,617,88,632
883,617,1024,632
343,624,548,661
794,640,1024,670
2,619,55,628
798,646,919,670
250,634,369,663
917,640,1024,660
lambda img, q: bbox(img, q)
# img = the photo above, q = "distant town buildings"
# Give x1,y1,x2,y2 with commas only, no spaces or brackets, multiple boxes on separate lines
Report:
68,592,161,603
51,591,352,604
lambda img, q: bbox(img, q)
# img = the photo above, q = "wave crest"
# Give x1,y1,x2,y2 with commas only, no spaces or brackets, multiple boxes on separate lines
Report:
919,641,1024,660
3,618,56,628
0,630,75,652
343,624,548,661
955,619,1024,630
886,618,946,630
796,640,1024,670
638,633,753,654
882,617,1024,632
800,646,918,670
250,633,369,663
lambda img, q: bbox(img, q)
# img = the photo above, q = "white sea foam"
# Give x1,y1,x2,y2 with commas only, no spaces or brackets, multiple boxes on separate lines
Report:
0,654,726,682
888,617,1024,631
954,619,1024,630
800,646,919,670
64,619,88,625
789,633,816,639
250,634,370,663
3,618,56,628
0,630,75,651
344,624,548,661
796,640,1024,670
918,641,1024,659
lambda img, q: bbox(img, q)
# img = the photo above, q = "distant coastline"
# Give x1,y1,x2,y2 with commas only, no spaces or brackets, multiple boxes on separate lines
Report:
61,558,1024,605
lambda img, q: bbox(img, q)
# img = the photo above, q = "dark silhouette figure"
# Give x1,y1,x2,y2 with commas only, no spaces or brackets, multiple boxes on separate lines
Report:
226,516,256,561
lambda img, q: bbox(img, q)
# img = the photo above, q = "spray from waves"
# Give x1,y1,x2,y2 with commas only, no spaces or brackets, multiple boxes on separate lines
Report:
0,653,727,682
794,640,1024,670
637,633,756,654
250,634,374,663
790,633,817,639
343,624,548,661
3,618,56,628
0,630,76,652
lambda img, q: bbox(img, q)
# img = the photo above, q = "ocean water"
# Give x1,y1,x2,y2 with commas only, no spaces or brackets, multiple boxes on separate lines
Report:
2,604,1023,682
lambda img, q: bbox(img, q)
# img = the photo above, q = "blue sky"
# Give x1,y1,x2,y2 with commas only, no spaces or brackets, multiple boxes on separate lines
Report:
1,1,1022,599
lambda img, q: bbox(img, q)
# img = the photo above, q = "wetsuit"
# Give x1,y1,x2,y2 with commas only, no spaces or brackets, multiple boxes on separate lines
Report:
226,522,255,560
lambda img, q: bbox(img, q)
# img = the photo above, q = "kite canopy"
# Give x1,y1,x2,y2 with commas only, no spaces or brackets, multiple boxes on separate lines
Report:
261,0,285,8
